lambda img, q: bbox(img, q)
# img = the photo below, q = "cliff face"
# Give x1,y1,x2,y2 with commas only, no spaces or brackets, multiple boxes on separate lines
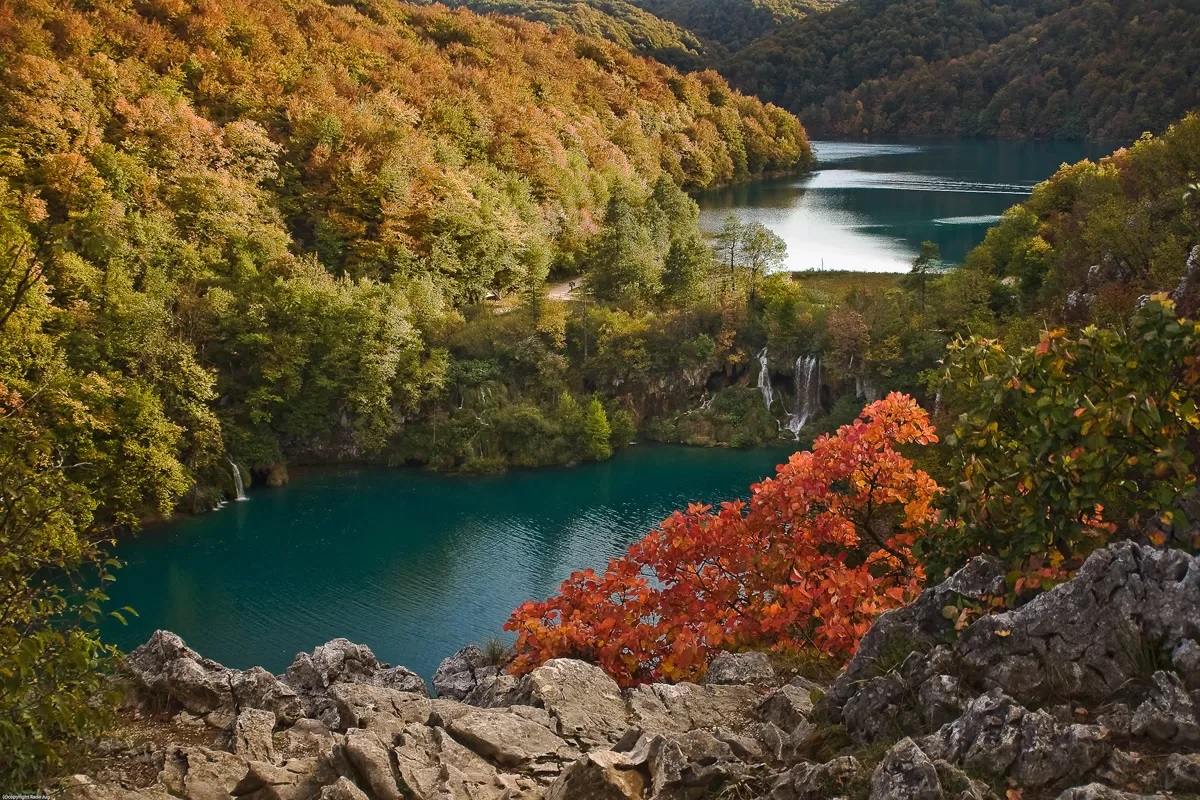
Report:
71,542,1200,800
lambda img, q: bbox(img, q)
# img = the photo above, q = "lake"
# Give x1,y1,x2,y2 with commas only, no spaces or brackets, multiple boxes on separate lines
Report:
103,445,797,679
695,139,1116,272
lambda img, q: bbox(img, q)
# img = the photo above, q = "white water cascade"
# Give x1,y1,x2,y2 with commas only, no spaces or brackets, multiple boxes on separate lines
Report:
786,355,821,438
227,456,247,502
756,347,774,411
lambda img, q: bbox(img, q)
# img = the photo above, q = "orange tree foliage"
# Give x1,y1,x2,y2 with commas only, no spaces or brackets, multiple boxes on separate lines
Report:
505,393,940,685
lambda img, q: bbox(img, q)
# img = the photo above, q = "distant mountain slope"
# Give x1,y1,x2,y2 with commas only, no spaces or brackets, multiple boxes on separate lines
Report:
723,0,1067,120
406,0,709,70
626,0,836,52
834,0,1200,139
723,0,1200,140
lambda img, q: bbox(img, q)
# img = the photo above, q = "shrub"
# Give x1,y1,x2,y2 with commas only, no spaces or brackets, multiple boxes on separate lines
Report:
925,296,1200,576
505,394,939,685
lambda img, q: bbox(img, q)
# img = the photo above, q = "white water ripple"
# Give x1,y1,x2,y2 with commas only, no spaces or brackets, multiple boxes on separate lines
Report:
808,169,1035,195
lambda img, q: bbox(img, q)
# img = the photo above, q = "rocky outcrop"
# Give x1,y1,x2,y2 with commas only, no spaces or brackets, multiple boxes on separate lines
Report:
79,542,1200,800
123,631,304,726
431,646,498,702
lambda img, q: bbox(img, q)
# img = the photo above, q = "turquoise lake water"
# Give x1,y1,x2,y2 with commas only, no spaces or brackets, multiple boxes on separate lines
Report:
695,138,1116,272
104,445,798,678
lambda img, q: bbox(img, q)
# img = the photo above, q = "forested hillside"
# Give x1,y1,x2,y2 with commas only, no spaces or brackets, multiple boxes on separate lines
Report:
0,0,809,514
406,0,709,70
724,0,1200,139
625,0,836,52
406,0,1200,140
966,114,1200,323
808,0,1200,138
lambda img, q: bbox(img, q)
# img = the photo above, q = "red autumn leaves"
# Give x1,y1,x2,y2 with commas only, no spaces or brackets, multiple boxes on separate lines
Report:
505,393,940,686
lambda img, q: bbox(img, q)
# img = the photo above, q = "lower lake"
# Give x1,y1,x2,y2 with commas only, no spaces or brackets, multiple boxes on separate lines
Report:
695,138,1116,271
104,445,798,679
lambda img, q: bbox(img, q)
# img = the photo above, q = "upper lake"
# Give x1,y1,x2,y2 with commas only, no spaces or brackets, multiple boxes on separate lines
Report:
695,139,1116,272
103,445,797,680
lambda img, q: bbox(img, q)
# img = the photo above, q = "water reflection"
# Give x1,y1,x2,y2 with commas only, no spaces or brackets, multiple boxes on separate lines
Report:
695,138,1114,272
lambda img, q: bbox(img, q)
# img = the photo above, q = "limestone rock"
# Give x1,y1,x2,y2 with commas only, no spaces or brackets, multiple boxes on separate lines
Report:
315,777,367,800
125,631,303,725
230,757,334,800
340,729,402,800
326,682,431,737
394,722,524,800
281,719,338,760
1164,752,1200,792
64,775,177,800
523,659,629,745
819,556,1005,719
755,684,815,734
432,646,499,701
1171,638,1200,690
282,639,426,725
445,708,578,773
1053,785,1164,799
159,747,249,800
771,755,860,800
953,544,1200,707
869,737,941,800
705,651,778,688
546,750,646,800
1130,670,1200,746
463,673,520,708
627,681,758,736
233,709,277,764
932,761,998,800
919,690,1111,789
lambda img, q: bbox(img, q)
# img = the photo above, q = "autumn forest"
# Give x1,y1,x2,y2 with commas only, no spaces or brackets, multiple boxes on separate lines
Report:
3,0,1200,788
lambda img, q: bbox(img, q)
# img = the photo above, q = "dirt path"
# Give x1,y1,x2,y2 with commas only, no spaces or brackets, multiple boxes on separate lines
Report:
547,279,581,301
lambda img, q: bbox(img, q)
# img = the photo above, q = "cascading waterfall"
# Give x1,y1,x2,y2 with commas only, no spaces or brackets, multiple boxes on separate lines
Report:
785,355,821,438
227,456,247,502
756,347,774,411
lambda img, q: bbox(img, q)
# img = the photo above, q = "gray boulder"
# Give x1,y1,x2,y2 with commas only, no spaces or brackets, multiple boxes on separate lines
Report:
954,543,1200,706
521,658,629,745
1130,670,1200,746
705,651,778,687
281,639,425,726
125,631,303,725
432,645,500,701
444,707,578,773
1054,785,1164,800
819,556,1005,719
232,709,277,763
545,750,646,800
869,738,941,800
920,690,1111,789
230,757,336,800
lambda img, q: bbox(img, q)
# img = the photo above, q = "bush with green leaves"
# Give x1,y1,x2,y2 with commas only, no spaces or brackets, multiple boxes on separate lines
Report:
925,296,1200,576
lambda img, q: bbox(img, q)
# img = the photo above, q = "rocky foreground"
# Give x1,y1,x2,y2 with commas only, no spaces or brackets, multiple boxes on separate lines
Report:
69,542,1200,799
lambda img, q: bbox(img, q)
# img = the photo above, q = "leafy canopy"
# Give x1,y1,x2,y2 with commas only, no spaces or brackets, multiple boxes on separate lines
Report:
506,393,939,685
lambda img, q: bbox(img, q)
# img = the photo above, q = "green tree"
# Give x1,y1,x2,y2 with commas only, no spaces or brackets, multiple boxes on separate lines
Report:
905,240,940,316
583,397,613,460
738,221,788,302
586,187,662,303
660,232,710,306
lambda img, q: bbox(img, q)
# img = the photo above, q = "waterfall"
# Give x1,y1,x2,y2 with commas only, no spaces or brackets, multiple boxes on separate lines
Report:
785,355,821,438
756,347,774,411
227,456,247,502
